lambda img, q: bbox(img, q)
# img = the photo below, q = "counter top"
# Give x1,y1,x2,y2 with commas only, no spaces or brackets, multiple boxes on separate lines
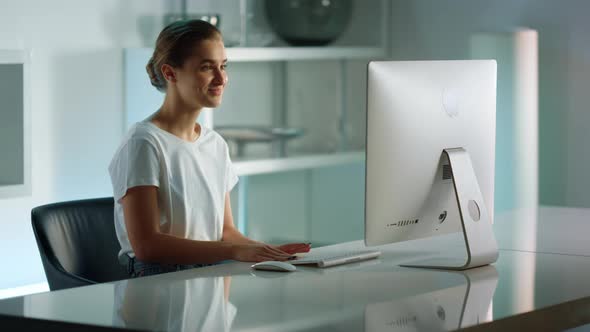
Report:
1,206,589,331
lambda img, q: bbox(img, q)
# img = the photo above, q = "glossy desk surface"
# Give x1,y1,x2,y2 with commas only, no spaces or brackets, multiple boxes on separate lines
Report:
1,206,590,331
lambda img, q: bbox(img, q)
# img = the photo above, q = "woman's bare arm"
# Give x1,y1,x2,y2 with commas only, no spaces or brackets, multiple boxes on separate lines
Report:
121,186,292,264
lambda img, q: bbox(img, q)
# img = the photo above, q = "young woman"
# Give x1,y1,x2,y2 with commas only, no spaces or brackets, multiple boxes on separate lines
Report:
109,20,310,277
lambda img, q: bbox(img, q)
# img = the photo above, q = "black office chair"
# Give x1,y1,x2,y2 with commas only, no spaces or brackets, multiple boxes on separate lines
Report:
31,197,128,291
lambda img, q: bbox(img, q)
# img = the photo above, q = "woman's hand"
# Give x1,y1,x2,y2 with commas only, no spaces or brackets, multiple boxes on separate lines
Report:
231,244,294,262
275,243,311,255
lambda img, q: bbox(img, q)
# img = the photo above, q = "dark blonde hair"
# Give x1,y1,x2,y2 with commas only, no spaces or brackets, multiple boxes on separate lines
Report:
146,20,221,92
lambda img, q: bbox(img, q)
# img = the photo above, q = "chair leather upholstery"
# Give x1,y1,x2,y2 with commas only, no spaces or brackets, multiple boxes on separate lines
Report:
31,197,128,291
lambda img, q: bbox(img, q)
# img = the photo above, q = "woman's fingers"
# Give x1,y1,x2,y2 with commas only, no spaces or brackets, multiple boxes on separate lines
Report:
283,243,310,249
264,245,292,257
279,243,311,254
290,244,310,251
238,244,305,262
265,246,292,261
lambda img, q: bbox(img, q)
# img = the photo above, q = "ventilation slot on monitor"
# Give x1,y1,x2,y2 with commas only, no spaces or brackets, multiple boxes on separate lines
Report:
393,219,419,227
442,164,452,180
387,315,417,328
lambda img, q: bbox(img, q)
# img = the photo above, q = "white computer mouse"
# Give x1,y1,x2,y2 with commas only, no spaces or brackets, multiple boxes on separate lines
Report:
251,261,297,272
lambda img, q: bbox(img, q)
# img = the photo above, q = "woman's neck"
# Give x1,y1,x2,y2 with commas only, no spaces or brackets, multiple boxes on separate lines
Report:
152,96,202,142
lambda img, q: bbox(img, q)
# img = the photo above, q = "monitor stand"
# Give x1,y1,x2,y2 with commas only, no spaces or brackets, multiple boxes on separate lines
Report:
400,148,499,270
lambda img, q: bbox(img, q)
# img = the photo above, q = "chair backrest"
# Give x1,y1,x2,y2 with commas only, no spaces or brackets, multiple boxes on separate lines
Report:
31,197,128,291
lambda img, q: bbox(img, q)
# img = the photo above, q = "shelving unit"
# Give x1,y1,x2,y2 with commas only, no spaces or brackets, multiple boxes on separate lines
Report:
125,0,389,167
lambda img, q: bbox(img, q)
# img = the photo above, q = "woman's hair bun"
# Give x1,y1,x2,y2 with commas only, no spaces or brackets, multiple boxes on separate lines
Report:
146,57,165,92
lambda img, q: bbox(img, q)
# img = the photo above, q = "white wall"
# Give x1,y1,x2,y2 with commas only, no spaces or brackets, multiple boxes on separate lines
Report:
390,0,590,208
0,0,168,289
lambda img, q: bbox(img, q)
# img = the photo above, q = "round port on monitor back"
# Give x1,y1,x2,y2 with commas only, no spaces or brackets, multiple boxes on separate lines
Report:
438,211,447,223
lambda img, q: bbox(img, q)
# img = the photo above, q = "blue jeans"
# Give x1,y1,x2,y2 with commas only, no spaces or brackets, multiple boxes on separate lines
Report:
126,255,215,278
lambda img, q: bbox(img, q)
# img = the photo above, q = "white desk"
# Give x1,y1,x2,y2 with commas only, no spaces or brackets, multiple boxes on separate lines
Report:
1,206,590,331
495,206,590,256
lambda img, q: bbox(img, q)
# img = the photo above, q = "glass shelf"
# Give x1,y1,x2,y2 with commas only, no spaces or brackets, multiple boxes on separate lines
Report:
234,151,365,176
127,46,386,64
227,46,386,62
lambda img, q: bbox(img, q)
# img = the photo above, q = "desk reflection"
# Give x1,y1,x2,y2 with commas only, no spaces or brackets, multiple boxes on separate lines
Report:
365,266,498,332
114,276,236,332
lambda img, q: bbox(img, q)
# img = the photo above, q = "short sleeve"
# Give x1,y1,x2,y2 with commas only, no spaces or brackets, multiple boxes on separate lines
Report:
109,138,160,202
224,144,239,192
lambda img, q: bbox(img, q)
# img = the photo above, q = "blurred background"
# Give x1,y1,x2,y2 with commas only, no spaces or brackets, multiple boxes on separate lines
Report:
1,0,588,296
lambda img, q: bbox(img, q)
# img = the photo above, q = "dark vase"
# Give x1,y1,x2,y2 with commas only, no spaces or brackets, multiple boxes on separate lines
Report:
265,0,353,46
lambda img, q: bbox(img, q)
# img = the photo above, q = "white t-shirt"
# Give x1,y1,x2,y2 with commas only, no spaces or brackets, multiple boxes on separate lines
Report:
108,116,239,262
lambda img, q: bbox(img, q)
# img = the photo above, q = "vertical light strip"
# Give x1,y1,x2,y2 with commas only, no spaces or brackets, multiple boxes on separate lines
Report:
471,28,539,313
514,29,539,209
513,30,539,311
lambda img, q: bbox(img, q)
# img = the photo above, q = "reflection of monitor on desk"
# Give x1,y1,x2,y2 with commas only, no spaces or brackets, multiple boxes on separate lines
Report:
365,265,499,331
365,60,499,270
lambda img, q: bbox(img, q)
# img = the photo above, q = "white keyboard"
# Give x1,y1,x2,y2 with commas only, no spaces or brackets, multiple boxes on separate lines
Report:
290,250,381,268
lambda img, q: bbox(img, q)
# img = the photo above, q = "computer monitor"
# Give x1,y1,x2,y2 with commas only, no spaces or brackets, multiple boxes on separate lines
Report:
365,60,499,270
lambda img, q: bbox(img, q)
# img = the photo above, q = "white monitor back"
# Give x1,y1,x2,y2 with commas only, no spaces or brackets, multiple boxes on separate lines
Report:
365,60,496,246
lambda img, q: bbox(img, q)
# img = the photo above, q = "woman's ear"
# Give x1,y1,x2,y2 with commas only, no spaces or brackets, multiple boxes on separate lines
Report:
160,64,177,83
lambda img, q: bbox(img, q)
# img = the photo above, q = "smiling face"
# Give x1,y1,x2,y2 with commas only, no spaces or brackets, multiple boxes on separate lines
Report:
165,37,228,110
